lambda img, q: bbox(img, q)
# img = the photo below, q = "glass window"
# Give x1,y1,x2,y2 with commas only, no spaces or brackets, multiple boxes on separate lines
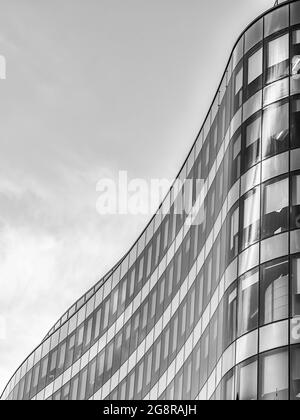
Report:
264,6,288,38
292,257,300,318
102,299,110,330
262,151,289,183
83,317,93,349
263,78,289,107
145,352,152,386
154,340,161,373
291,2,300,26
56,341,66,376
262,177,289,239
261,232,288,263
229,134,241,187
163,328,170,361
259,348,288,400
141,301,148,332
242,114,261,172
65,332,75,369
128,372,135,400
172,315,179,354
291,346,300,400
127,270,134,300
199,329,209,389
245,18,263,53
119,278,127,309
136,362,144,396
159,277,165,306
95,350,105,388
240,188,260,250
146,244,152,277
39,356,48,389
93,308,101,341
138,257,144,283
229,206,239,260
150,289,157,320
86,359,96,399
259,320,288,353
238,268,259,336
222,370,235,400
233,65,243,113
292,30,300,76
235,67,243,95
260,259,289,326
223,285,237,349
262,100,289,159
292,174,300,229
266,34,289,84
237,358,257,400
155,232,161,265
248,48,263,85
291,98,300,149
208,313,218,374
74,324,84,361
111,289,118,316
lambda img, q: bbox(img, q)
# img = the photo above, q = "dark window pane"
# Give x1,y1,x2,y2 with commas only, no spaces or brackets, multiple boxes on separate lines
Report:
291,2,300,26
291,98,300,149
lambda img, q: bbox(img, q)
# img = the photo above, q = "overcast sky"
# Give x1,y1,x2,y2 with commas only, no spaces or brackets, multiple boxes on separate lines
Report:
0,0,274,394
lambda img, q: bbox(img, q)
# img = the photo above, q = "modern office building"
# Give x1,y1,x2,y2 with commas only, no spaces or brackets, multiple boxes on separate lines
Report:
3,0,300,401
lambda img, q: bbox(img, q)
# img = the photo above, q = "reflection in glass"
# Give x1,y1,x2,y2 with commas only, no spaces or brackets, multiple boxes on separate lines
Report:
262,100,289,159
259,348,288,400
292,174,300,229
262,177,289,239
260,259,289,326
263,78,289,107
238,268,259,336
266,34,289,84
248,48,263,85
242,114,261,173
292,257,300,318
240,188,260,250
237,359,257,400
264,6,288,38
291,346,300,400
228,206,239,262
222,371,235,401
291,2,300,26
223,285,237,349
245,19,263,53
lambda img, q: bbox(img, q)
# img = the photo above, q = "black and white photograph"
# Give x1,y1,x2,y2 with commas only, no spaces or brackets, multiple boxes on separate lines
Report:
1,0,299,404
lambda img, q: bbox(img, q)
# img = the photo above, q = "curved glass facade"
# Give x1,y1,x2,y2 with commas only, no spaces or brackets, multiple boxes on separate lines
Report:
3,0,300,401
